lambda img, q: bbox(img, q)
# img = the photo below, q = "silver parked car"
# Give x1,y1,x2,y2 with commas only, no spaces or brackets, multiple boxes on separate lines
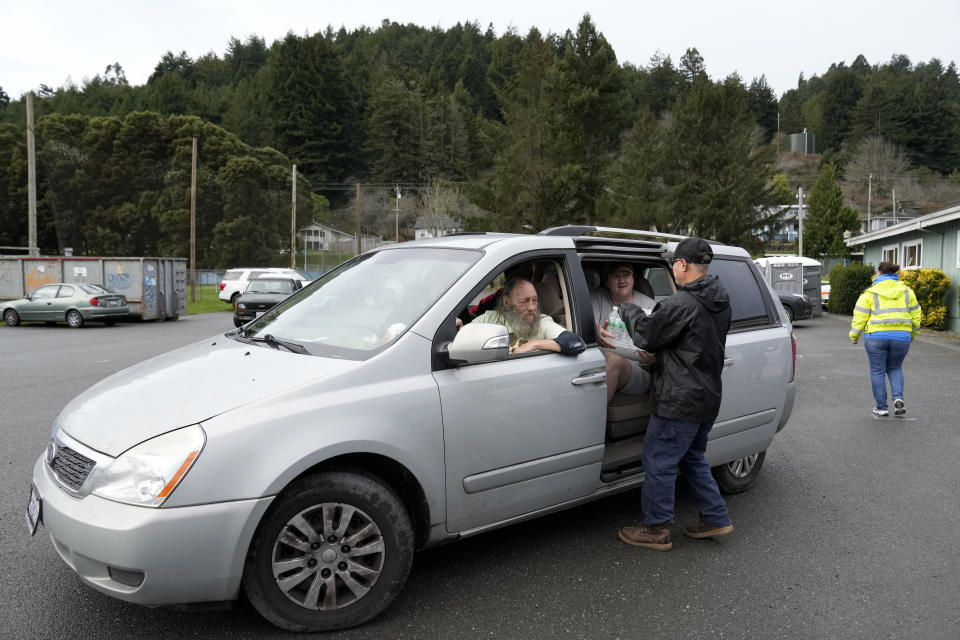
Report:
27,228,796,631
3,283,127,327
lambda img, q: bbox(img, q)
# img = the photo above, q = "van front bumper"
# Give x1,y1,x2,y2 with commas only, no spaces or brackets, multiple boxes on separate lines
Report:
31,455,272,606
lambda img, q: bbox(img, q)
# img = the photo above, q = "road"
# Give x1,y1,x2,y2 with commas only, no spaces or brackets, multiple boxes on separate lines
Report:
2,312,959,639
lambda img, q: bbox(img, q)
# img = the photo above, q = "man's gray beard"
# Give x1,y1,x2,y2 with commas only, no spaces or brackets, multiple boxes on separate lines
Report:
503,306,539,340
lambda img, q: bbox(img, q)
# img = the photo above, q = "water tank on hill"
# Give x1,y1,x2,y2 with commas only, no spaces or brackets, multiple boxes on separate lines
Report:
789,129,817,154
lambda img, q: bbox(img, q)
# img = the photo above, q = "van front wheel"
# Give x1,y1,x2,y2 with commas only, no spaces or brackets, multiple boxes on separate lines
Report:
712,450,765,494
243,470,414,632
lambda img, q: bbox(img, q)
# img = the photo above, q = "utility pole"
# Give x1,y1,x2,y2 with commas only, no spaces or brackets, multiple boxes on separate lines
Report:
355,183,361,256
867,173,872,232
776,111,780,155
189,137,197,302
395,185,401,243
26,92,38,256
797,187,804,258
290,164,297,269
892,188,896,219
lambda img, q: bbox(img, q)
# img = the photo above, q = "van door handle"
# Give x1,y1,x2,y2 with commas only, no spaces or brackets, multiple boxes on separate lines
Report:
723,358,734,369
572,370,606,386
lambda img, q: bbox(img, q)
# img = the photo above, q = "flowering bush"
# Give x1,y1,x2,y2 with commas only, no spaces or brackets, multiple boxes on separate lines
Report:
899,268,952,328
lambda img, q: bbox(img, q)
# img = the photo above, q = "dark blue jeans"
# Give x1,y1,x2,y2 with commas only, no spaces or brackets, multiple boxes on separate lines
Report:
641,414,730,527
864,338,910,411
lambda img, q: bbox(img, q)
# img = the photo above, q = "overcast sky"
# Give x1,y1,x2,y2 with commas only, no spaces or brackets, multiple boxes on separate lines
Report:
2,0,959,100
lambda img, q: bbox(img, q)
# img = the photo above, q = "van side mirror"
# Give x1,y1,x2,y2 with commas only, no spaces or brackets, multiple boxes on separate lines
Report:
448,322,510,364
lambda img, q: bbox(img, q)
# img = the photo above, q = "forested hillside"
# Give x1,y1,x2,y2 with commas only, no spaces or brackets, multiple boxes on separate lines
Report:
1,16,958,264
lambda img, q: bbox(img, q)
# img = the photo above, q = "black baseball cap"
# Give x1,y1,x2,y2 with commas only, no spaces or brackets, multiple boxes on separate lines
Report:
674,237,713,264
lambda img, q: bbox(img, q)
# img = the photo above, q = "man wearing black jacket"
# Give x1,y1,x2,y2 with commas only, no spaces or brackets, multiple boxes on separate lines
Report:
603,237,733,551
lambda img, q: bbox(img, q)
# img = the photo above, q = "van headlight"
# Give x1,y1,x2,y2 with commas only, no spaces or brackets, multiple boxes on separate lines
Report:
92,425,205,507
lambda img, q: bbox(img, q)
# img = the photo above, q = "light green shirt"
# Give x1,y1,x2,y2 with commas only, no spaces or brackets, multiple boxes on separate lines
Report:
474,310,565,352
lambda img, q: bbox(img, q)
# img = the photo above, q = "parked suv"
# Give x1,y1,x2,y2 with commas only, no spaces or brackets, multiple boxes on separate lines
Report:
218,267,309,304
27,227,796,632
233,276,302,327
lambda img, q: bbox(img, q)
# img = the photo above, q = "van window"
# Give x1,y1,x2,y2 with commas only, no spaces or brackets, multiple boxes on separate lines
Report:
238,248,478,358
223,270,244,281
709,258,771,329
641,266,674,300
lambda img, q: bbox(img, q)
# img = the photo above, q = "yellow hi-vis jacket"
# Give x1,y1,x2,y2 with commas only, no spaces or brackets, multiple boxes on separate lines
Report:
849,278,922,340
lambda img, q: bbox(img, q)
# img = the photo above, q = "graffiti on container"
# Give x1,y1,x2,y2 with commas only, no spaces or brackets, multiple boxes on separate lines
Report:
107,270,132,290
24,266,56,292
143,276,157,309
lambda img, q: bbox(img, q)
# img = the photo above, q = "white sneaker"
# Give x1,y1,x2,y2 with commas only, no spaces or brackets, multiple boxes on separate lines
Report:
872,407,889,417
893,399,905,416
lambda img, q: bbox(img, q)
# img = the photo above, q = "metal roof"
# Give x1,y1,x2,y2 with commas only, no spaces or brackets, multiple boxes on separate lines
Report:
844,203,960,246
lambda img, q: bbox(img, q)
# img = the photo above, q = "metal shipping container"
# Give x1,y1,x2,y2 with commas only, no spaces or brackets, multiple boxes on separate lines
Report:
0,257,186,320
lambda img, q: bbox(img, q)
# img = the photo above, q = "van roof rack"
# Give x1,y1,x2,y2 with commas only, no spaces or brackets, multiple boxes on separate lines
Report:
539,225,688,241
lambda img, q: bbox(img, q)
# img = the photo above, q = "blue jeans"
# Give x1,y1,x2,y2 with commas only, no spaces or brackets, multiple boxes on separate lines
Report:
864,338,910,410
641,415,731,527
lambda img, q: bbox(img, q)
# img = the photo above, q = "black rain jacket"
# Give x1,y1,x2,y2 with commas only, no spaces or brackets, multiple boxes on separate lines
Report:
619,274,731,423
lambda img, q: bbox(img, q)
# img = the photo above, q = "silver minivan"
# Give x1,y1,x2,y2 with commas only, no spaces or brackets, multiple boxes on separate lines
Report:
27,227,796,631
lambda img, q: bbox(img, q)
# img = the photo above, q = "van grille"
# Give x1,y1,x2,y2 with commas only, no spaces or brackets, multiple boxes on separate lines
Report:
50,446,96,491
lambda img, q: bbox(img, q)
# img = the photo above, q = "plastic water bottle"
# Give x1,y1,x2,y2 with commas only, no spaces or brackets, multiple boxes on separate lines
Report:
608,306,630,345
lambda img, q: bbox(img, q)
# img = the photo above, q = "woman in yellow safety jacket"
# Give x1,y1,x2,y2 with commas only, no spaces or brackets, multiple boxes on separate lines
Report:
849,261,922,417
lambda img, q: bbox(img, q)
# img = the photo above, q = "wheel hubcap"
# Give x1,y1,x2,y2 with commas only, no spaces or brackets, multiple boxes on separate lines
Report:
270,502,385,611
725,453,759,479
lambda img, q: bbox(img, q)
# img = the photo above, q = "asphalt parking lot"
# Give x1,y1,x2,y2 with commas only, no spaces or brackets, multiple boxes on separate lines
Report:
2,311,959,639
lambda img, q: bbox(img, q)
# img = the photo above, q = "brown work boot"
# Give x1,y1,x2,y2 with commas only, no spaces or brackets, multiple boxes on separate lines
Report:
684,522,734,539
617,524,672,551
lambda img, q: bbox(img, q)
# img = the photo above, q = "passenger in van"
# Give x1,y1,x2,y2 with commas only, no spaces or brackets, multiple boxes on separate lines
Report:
471,275,585,356
602,238,734,552
458,262,564,327
591,262,656,403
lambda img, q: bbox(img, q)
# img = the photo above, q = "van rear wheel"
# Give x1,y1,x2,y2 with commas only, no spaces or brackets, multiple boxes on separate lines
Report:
243,470,414,632
712,451,765,494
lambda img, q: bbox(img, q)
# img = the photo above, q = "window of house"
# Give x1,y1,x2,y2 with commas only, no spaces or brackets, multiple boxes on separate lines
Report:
881,245,898,265
902,241,922,268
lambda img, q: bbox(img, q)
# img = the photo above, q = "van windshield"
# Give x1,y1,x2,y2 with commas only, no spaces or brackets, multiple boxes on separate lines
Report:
234,247,478,358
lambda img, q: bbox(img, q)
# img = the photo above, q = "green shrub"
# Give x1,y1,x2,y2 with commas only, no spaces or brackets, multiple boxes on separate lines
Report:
900,268,952,328
829,263,876,314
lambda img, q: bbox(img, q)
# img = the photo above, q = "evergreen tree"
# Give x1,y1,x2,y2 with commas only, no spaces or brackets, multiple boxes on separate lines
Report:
266,33,360,185
603,109,668,229
226,35,268,79
803,162,861,257
543,14,630,226
663,75,778,251
364,79,424,182
0,123,28,247
819,68,862,151
679,47,706,87
908,59,960,173
747,75,779,142
478,28,558,232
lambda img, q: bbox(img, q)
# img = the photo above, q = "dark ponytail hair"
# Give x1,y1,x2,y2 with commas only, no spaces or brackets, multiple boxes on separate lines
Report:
877,261,900,275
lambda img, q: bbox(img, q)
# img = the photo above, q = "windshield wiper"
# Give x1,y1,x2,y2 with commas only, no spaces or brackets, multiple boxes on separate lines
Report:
249,333,310,354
